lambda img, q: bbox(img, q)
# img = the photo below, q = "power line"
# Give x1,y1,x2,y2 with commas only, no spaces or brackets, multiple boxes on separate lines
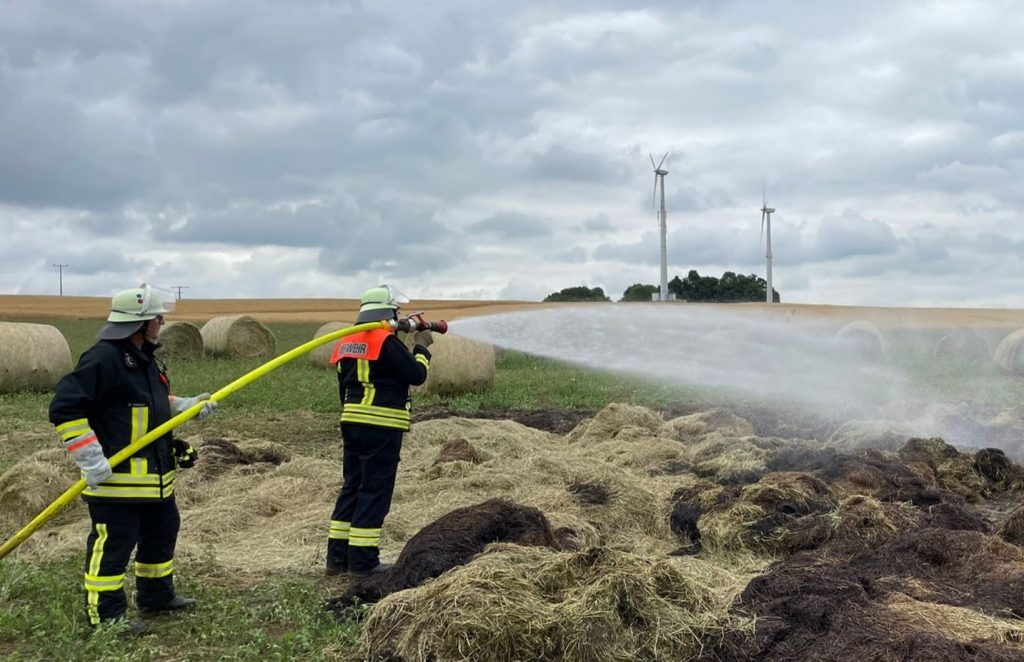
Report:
171,285,190,300
53,264,69,296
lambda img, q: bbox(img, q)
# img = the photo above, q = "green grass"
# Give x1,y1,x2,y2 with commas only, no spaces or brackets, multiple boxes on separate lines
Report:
0,556,360,661
0,319,700,431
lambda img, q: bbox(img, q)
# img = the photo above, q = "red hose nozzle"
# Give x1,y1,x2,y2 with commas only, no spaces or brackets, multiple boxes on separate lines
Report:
394,315,448,334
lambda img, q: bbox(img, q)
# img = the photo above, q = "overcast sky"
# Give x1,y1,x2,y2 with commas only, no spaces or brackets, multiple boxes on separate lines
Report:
1,0,1022,306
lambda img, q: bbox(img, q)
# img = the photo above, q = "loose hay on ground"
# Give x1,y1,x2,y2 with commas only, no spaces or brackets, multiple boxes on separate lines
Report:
360,544,753,662
0,448,81,530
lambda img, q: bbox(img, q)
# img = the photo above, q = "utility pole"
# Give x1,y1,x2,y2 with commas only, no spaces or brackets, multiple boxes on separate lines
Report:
53,263,68,296
171,285,189,300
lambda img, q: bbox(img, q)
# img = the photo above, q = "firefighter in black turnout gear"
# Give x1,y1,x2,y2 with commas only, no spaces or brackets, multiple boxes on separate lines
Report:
48,284,216,633
325,285,432,576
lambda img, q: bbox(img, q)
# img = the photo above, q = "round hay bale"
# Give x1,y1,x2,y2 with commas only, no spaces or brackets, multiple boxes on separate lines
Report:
309,321,351,369
994,328,1024,377
200,315,275,359
933,329,992,366
0,322,73,393
834,320,887,362
417,333,495,396
154,321,203,360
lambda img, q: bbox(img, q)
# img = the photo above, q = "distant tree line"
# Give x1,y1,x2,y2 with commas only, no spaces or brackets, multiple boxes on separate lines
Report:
542,286,611,302
545,270,780,303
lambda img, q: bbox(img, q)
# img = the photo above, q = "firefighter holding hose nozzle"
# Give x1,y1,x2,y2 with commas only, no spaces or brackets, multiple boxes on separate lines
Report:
325,285,446,576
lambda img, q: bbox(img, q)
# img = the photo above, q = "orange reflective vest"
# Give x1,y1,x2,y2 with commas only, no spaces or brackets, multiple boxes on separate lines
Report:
329,329,391,364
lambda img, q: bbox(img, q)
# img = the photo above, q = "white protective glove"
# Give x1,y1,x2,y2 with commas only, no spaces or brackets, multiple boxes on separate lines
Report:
64,432,112,488
170,393,217,420
413,330,434,348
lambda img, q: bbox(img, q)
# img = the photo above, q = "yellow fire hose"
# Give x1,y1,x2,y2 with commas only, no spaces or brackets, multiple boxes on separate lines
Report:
0,320,389,561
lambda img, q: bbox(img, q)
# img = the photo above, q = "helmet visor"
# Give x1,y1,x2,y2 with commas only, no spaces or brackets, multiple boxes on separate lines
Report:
142,283,176,315
384,285,410,307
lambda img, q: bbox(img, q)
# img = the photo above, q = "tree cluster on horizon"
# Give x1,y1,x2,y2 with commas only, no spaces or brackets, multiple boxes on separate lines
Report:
546,270,780,303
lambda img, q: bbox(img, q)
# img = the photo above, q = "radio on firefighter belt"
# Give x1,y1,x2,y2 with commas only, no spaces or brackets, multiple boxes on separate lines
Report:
394,312,448,334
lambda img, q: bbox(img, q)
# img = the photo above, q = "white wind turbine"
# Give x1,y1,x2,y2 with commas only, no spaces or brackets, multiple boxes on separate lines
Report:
760,188,776,304
650,152,669,301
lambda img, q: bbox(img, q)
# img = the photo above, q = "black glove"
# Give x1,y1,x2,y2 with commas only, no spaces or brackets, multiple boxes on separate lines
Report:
173,439,198,469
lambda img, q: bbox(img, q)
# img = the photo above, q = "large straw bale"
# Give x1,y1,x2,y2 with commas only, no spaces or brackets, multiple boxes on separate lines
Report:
308,321,350,369
154,320,203,360
360,544,753,662
415,333,496,396
0,447,82,529
200,315,275,359
995,328,1024,377
0,321,73,393
933,329,992,366
834,319,887,362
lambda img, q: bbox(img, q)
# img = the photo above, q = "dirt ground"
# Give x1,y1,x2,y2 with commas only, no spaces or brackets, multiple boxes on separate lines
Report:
3,294,1024,328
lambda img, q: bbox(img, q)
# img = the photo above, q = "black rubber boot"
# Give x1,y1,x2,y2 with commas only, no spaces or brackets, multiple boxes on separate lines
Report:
103,617,148,637
325,560,348,577
349,563,393,577
139,595,197,614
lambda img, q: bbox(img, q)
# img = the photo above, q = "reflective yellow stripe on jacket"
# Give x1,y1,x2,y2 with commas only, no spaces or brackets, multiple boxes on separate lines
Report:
83,406,175,499
340,403,411,430
56,418,93,442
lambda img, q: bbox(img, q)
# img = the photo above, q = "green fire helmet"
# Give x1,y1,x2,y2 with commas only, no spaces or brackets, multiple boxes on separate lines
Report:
107,283,175,323
355,284,410,323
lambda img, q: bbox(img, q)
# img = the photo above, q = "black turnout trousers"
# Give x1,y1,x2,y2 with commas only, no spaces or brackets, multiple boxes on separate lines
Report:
83,498,180,624
327,425,402,572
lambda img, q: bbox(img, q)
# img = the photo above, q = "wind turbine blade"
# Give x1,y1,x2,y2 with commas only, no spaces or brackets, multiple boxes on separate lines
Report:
760,210,765,247
657,152,668,170
762,183,766,208
650,153,657,170
652,175,658,209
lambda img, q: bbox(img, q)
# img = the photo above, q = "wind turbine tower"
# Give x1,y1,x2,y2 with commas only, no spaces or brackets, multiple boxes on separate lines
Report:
760,192,776,304
650,152,669,301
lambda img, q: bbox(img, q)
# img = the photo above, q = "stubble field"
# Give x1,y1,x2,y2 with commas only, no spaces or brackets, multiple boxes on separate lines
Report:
3,296,1024,661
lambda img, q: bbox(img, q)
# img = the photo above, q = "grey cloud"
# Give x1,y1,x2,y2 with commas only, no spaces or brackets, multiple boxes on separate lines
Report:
469,212,551,239
812,211,899,260
3,1,1024,305
525,145,630,184
0,93,157,210
154,203,354,248
549,246,588,263
583,213,614,233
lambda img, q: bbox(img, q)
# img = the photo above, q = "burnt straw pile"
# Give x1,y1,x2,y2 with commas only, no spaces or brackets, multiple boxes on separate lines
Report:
7,402,1024,660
